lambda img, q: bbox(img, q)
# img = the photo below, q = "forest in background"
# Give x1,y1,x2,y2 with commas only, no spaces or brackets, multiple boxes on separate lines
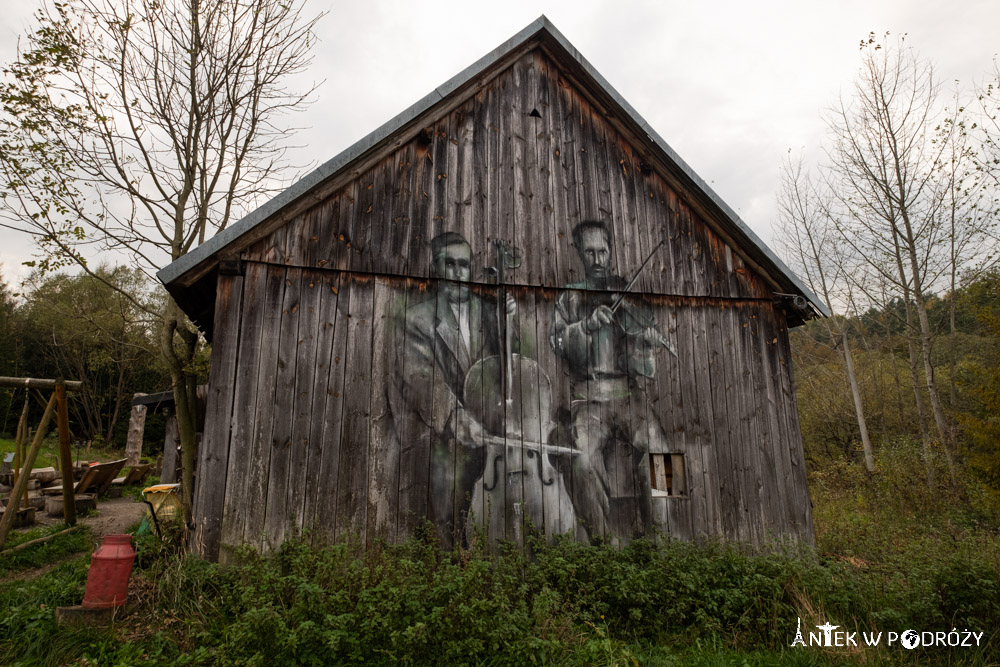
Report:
792,270,1000,499
0,266,172,450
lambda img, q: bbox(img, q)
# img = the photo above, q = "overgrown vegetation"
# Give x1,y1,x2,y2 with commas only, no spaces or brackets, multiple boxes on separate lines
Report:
791,271,1000,488
1,457,997,667
0,267,172,450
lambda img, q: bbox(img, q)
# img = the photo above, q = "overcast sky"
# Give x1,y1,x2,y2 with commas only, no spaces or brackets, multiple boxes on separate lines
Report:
1,0,998,286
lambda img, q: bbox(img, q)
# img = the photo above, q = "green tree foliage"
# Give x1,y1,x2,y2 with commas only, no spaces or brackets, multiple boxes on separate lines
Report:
793,272,1000,503
0,0,320,523
0,268,19,434
13,265,169,445
957,271,1000,496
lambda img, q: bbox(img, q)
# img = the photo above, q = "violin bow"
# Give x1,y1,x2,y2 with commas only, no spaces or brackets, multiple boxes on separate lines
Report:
609,238,665,314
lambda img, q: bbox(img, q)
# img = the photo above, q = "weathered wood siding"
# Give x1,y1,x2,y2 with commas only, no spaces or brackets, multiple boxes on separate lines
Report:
199,266,812,557
193,49,814,559
242,51,769,301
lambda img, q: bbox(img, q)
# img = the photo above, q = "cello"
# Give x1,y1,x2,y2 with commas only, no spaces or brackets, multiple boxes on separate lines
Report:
463,239,578,540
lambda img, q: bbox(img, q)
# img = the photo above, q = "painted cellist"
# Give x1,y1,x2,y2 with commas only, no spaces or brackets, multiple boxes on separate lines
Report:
387,231,515,548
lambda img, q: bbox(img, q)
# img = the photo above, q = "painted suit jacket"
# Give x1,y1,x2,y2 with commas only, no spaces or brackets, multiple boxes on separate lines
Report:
392,289,507,438
388,285,511,531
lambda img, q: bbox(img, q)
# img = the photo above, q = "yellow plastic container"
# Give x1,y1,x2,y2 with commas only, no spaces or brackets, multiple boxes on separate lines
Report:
142,483,182,521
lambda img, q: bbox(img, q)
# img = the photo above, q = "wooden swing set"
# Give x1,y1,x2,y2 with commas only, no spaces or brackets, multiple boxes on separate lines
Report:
0,376,83,551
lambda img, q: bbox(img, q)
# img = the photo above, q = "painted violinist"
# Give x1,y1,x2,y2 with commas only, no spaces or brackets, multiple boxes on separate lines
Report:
549,220,675,542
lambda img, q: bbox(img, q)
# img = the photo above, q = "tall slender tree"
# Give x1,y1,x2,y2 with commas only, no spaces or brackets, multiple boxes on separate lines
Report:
824,33,964,484
776,156,876,472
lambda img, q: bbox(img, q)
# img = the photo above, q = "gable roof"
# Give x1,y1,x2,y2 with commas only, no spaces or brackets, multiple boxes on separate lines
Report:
158,15,829,335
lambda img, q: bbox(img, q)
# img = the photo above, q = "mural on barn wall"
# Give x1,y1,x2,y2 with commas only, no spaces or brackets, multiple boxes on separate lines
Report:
388,220,684,548
184,40,817,560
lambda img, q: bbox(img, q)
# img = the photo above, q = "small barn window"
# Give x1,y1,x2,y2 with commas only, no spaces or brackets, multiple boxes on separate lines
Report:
649,453,686,497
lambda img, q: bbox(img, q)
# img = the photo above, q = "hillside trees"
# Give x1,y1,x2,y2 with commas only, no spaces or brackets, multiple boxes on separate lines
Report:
0,269,18,433
0,0,320,531
957,271,1000,495
780,34,999,487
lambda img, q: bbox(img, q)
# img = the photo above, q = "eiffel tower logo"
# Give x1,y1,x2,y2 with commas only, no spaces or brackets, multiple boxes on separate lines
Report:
790,617,806,647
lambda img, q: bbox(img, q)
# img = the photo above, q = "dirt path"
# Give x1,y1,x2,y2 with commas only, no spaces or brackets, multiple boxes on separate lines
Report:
36,494,147,538
1,496,147,583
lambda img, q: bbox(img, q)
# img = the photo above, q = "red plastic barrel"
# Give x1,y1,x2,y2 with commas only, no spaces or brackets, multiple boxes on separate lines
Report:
81,534,136,609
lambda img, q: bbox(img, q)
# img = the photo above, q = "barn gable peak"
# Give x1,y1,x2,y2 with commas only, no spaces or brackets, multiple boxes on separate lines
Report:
159,16,828,336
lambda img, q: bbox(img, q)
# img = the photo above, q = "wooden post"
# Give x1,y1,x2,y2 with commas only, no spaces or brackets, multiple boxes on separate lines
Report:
0,377,84,391
124,394,148,466
160,407,179,484
55,381,76,526
0,526,80,556
13,399,29,508
0,392,58,550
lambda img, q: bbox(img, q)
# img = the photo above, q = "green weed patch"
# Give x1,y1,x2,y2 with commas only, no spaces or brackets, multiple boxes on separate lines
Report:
0,525,92,576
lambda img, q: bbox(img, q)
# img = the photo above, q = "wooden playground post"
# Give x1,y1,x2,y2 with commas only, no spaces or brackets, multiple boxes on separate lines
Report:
0,393,57,549
55,381,76,526
0,377,84,550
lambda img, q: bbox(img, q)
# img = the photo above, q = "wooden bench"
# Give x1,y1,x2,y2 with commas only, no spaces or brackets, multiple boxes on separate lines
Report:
111,463,153,487
42,459,127,498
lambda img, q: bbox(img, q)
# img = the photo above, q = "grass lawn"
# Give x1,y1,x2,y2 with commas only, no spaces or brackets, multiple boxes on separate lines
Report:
1,435,134,471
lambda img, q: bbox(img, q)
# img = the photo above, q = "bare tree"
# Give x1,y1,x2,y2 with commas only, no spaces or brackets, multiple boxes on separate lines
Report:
936,93,995,417
776,155,876,472
0,0,320,528
823,33,962,485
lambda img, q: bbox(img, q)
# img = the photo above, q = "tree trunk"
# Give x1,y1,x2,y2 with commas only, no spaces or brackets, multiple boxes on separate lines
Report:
903,298,935,488
159,299,200,531
913,296,957,486
949,294,957,411
841,325,875,472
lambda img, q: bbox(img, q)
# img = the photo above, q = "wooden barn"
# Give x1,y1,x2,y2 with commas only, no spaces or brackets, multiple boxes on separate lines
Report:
159,17,828,561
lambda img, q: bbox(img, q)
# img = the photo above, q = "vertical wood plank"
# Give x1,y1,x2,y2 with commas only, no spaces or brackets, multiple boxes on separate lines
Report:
367,278,399,545
705,305,737,541
316,274,352,539
311,197,342,271
533,53,558,289
337,180,359,273
552,69,582,285
262,269,304,551
336,274,375,540
389,145,417,273
300,271,341,537
430,116,451,241
160,412,179,484
219,263,265,556
691,304,722,538
725,304,758,544
242,264,287,552
776,311,815,543
285,271,323,536
735,304,767,544
192,273,244,559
